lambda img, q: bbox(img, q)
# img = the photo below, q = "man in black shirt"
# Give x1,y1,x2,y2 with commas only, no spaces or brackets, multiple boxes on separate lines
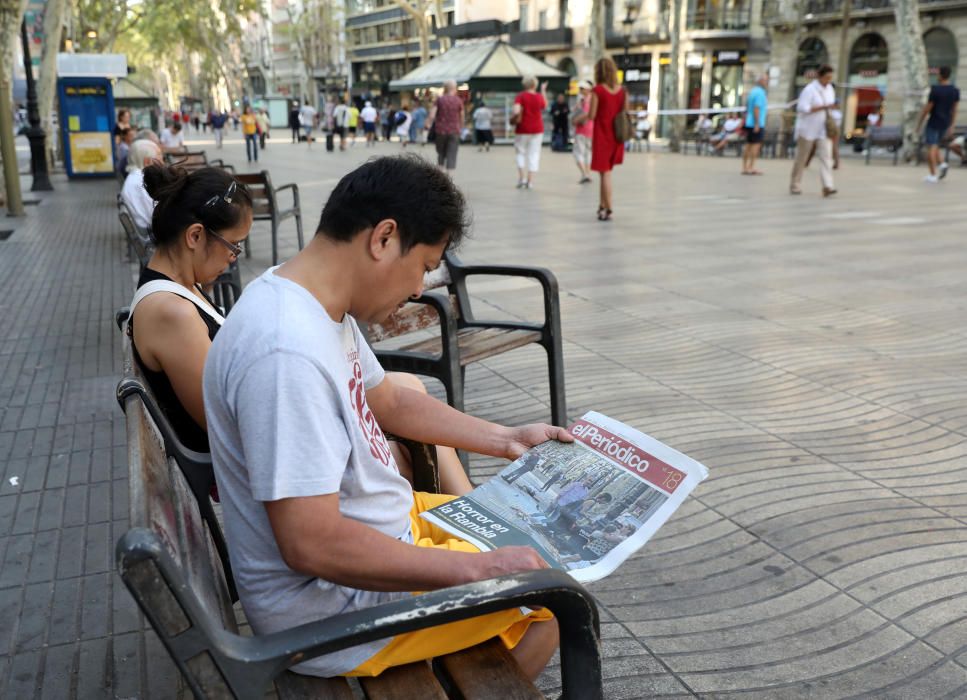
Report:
550,93,570,152
918,66,960,182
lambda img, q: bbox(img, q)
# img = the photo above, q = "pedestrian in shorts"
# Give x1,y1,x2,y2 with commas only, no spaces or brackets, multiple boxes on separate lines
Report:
918,65,960,183
472,103,494,152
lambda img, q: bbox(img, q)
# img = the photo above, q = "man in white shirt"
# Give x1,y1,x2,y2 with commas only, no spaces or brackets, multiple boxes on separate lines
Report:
299,102,318,145
712,113,743,152
159,123,185,153
360,100,378,147
790,64,837,196
332,98,350,151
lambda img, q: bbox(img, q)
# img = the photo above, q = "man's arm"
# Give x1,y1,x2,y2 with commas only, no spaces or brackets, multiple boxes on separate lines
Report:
753,106,761,132
948,101,959,137
265,493,548,591
367,379,573,461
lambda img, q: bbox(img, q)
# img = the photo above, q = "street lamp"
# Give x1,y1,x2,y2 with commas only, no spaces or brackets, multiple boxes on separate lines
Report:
622,0,643,60
20,19,52,191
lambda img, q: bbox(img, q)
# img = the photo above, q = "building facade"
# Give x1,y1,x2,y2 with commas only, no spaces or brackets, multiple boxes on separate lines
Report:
764,0,967,138
345,0,455,97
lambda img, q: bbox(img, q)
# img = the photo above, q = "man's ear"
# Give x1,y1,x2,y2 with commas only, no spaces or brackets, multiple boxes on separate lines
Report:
367,219,399,260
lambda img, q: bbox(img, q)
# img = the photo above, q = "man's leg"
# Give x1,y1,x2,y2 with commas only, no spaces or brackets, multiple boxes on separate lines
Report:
750,142,762,171
790,137,811,192
741,144,751,172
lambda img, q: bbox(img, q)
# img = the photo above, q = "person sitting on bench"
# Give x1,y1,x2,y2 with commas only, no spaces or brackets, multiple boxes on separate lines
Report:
202,155,568,679
126,163,472,495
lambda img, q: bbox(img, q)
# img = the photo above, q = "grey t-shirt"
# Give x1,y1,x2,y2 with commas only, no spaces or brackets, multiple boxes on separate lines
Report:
203,268,415,676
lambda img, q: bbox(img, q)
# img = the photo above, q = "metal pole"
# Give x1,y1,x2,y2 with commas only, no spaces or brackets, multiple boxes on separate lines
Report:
21,19,53,191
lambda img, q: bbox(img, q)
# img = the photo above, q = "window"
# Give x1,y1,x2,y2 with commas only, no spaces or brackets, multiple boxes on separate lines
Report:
519,2,529,31
539,9,548,29
924,27,957,84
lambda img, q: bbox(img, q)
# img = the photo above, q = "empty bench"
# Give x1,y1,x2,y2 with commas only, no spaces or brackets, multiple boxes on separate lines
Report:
864,126,902,165
115,320,602,699
235,170,304,266
367,251,567,429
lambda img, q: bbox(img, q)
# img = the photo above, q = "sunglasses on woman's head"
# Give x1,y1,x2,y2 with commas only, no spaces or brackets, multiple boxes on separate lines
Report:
204,180,237,209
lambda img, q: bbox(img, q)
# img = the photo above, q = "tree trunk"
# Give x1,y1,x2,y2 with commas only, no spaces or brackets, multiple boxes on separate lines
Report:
38,0,67,168
393,0,430,64
0,0,29,214
667,0,684,152
892,0,929,161
433,0,448,51
589,0,605,63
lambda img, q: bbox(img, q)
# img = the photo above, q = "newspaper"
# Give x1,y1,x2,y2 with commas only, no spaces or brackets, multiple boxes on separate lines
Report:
420,411,709,583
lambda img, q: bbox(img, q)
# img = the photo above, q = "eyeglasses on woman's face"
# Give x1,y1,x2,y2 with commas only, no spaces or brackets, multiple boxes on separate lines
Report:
205,227,244,258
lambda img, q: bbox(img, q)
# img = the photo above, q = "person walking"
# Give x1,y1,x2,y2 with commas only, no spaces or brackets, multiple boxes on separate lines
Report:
472,102,494,152
241,105,259,162
428,80,464,171
348,103,360,146
300,101,318,146
211,110,227,149
589,57,628,220
289,101,301,143
571,81,593,183
918,65,960,183
410,101,428,145
332,97,350,151
360,100,378,147
790,64,837,197
257,108,270,150
512,76,548,189
550,93,570,152
742,74,769,175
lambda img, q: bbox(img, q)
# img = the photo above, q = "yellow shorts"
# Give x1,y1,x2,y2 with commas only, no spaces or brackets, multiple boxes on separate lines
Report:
345,491,554,677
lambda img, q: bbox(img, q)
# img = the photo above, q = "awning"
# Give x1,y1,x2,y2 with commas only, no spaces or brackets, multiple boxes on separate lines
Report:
389,39,568,91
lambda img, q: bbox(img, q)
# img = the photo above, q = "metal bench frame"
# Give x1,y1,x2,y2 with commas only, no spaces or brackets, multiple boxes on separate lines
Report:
234,170,304,266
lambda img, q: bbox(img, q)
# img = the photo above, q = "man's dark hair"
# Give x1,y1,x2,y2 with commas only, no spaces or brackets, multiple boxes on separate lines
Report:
316,155,469,252
818,64,834,78
171,122,182,132
940,66,952,80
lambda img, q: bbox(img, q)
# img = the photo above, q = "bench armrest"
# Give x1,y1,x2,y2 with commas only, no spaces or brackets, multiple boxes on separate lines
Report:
446,256,560,330
275,183,301,213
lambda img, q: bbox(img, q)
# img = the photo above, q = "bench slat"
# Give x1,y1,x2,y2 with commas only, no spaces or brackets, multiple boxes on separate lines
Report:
359,661,447,700
275,670,356,699
400,327,542,366
436,638,543,700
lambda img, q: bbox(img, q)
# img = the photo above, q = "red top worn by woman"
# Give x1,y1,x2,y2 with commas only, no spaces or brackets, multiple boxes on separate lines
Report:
591,85,626,172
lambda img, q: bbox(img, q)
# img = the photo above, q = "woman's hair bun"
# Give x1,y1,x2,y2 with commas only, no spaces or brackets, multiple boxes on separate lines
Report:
142,163,190,204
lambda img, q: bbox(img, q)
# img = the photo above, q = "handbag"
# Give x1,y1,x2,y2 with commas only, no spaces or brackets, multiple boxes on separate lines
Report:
509,110,522,126
825,108,839,140
612,91,632,142
571,109,588,126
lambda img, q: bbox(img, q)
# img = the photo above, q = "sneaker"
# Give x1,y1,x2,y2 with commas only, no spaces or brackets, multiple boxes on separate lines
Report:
516,181,526,189
925,174,939,184
524,182,532,189
939,162,949,179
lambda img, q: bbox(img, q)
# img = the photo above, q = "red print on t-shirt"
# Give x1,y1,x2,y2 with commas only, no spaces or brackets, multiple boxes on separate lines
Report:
348,360,392,466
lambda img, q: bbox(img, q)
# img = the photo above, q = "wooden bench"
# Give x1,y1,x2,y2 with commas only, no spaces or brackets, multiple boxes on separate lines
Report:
682,131,711,155
367,251,567,430
115,323,603,699
165,150,235,174
118,198,154,270
864,126,902,165
235,171,304,266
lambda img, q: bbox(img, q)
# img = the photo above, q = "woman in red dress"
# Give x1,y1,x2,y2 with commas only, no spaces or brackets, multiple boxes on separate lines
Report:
589,57,630,221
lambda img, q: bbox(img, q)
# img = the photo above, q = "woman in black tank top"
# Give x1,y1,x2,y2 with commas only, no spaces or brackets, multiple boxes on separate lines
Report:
127,164,253,452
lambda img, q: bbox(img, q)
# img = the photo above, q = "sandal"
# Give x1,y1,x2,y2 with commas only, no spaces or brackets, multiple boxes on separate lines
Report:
596,206,606,220
599,208,613,221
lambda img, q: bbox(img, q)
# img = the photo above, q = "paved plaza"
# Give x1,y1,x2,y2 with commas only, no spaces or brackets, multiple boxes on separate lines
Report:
2,131,967,698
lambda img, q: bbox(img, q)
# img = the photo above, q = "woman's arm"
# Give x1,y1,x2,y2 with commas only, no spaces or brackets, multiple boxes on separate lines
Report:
589,92,599,121
132,295,213,429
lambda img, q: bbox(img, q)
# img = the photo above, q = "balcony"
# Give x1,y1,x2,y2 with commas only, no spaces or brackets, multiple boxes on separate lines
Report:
508,27,574,51
766,0,967,25
686,7,751,32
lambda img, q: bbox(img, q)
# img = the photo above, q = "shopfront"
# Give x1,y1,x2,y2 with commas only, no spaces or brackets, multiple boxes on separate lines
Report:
616,53,652,110
846,33,889,137
710,49,745,113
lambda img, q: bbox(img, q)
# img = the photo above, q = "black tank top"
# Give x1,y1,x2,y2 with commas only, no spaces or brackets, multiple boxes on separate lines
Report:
129,268,221,453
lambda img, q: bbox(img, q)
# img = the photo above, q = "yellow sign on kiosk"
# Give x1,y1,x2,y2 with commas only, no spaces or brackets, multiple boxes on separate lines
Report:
68,132,113,174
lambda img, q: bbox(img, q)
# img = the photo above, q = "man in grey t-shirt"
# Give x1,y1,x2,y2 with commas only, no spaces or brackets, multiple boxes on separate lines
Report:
203,155,568,678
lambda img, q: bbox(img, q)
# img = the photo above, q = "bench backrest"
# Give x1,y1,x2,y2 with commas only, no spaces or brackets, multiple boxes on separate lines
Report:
870,126,901,139
366,264,456,342
234,171,277,219
120,389,236,632
118,203,154,268
166,151,209,170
